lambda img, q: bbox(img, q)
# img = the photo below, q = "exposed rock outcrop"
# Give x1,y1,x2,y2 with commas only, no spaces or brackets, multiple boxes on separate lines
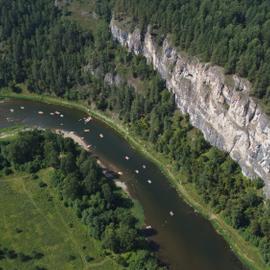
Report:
104,72,124,87
110,18,270,197
54,0,70,8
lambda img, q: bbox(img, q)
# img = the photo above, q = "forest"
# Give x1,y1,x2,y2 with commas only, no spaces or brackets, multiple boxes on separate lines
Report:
0,0,269,266
0,0,91,95
2,0,270,106
0,130,164,269
112,0,270,108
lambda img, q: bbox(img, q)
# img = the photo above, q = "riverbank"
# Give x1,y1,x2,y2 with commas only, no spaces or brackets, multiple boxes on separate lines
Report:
0,124,131,198
0,91,267,270
0,125,28,141
55,129,130,196
56,129,90,151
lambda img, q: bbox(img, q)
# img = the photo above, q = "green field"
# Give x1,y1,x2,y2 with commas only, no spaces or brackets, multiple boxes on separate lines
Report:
0,169,120,270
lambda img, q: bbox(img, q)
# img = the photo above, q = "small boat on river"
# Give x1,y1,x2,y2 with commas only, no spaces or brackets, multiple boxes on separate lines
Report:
84,116,92,123
6,117,13,122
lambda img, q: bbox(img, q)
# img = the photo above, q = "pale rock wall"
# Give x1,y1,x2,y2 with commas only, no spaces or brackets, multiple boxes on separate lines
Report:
110,18,270,197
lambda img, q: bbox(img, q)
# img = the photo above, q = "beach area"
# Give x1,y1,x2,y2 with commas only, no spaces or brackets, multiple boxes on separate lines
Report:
55,129,129,195
55,129,90,151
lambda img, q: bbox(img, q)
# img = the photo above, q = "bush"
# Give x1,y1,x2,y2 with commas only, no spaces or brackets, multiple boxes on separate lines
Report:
15,228,23,234
3,167,12,175
11,85,22,93
85,255,93,262
18,252,32,262
32,251,44,260
39,181,48,188
32,174,39,180
68,255,76,261
6,249,17,259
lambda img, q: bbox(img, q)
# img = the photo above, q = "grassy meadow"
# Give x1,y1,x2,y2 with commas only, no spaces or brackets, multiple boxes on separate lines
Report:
0,168,120,270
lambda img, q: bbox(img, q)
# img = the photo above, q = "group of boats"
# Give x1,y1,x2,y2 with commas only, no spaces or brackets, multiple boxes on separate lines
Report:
8,105,175,223
124,156,152,183
9,107,65,118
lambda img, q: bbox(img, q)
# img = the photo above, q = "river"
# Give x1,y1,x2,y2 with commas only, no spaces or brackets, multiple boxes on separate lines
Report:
0,98,247,270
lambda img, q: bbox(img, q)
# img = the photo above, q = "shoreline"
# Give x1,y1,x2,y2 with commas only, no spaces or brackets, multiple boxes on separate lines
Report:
55,129,130,196
56,129,90,151
0,92,267,270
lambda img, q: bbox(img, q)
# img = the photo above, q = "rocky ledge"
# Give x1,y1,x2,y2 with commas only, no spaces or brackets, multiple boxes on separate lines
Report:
110,17,270,197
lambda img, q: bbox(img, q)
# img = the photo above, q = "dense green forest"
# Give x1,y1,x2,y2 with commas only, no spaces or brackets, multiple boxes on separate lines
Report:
0,0,270,267
112,0,270,107
0,0,92,95
0,130,164,269
2,0,270,106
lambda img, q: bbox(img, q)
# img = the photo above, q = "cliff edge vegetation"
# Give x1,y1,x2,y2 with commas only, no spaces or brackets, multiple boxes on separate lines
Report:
112,0,270,111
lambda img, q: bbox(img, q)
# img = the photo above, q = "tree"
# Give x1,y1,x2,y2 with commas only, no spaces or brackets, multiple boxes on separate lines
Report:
44,141,59,167
60,153,77,174
62,174,81,201
128,250,162,270
116,224,138,253
102,225,119,252
83,170,99,195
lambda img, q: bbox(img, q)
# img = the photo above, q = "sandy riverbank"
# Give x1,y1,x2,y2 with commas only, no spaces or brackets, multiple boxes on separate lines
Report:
95,159,130,195
55,129,129,195
55,129,90,151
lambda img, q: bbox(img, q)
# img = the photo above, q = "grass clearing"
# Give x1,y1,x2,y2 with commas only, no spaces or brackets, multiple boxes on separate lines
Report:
0,168,120,270
66,0,98,33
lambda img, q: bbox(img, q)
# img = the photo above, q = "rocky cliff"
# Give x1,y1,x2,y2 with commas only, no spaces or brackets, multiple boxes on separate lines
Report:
110,18,270,197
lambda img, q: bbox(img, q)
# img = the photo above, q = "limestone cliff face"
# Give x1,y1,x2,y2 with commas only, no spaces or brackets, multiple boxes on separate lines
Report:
110,18,270,197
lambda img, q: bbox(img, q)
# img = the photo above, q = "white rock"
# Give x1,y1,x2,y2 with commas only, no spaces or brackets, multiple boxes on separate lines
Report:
110,18,270,197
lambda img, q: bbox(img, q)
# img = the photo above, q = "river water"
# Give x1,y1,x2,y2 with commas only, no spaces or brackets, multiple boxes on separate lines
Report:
0,98,247,270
